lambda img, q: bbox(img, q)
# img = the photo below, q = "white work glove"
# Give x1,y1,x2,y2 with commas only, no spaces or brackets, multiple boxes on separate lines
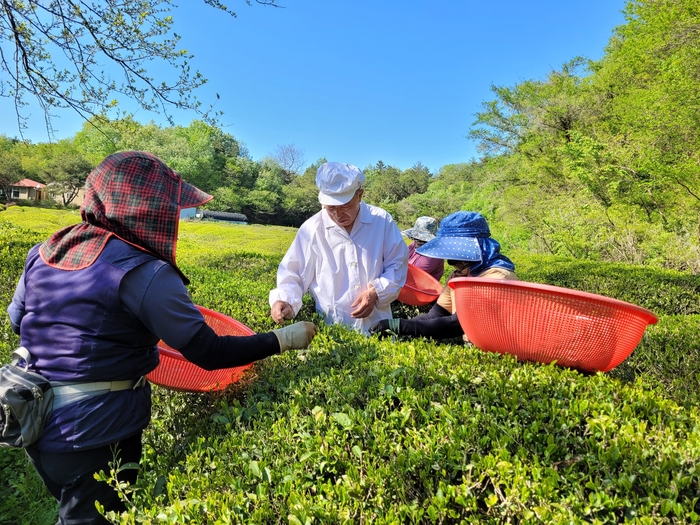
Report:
272,322,317,353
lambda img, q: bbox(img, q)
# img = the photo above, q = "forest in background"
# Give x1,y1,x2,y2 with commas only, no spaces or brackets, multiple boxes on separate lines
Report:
1,0,699,272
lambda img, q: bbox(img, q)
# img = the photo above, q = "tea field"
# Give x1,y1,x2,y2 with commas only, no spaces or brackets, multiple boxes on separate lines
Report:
1,207,699,524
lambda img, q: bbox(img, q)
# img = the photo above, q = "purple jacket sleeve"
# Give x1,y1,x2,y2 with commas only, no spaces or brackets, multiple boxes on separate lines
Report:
121,262,281,370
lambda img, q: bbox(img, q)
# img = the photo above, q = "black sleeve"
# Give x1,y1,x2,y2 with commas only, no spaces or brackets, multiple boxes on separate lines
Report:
400,303,464,339
414,303,452,321
178,323,282,371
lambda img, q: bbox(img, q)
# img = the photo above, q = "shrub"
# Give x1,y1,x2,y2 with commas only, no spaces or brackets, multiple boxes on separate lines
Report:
610,314,700,409
1,209,698,524
515,255,700,316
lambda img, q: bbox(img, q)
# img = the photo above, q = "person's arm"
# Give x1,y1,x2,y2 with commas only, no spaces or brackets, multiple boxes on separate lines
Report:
121,262,314,371
7,269,27,335
369,303,464,340
268,225,317,318
369,216,409,308
178,323,282,370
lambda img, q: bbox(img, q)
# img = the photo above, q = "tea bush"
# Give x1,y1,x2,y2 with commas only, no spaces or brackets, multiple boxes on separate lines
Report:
1,208,699,524
516,255,700,317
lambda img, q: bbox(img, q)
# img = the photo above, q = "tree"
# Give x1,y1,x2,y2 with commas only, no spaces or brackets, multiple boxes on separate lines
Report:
271,144,306,183
73,117,245,192
281,158,324,226
40,141,93,205
364,161,432,205
0,0,278,138
0,137,24,199
589,0,700,232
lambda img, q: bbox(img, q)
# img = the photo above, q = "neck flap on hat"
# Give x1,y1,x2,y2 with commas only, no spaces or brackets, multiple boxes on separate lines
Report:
470,237,515,276
39,151,208,284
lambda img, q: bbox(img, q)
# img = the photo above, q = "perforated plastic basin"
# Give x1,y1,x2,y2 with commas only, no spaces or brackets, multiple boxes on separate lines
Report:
146,306,255,392
397,263,444,306
449,277,658,372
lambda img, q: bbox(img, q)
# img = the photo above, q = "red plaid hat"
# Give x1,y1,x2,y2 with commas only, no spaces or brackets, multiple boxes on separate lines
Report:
39,151,212,284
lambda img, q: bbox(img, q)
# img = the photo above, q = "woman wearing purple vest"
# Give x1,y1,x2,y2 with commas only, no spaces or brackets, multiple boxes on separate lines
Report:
7,151,316,524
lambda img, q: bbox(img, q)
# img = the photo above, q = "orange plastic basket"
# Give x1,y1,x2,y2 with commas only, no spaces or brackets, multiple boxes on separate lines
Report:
449,278,658,372
397,263,444,306
146,306,255,392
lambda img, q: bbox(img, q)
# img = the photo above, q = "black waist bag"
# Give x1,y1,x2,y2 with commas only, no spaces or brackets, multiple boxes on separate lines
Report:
0,347,54,448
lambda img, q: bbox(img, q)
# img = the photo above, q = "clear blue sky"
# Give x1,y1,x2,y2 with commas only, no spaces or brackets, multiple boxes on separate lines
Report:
0,0,626,173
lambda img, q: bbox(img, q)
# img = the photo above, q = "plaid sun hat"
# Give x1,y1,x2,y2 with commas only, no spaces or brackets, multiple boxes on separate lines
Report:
402,216,438,242
39,151,212,284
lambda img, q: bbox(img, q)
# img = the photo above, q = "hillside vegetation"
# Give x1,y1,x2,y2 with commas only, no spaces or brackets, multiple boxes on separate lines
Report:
3,0,700,274
1,208,698,524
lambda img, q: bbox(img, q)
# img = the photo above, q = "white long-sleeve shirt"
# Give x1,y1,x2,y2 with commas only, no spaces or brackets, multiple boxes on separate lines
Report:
269,202,408,334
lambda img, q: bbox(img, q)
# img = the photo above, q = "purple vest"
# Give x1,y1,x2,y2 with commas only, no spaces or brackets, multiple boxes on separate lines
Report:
21,240,162,451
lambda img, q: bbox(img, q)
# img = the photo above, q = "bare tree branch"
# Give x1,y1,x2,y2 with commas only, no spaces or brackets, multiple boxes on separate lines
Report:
0,0,279,139
272,143,306,181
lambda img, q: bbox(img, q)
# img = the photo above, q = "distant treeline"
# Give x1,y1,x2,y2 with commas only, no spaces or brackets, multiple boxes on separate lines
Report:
1,0,698,272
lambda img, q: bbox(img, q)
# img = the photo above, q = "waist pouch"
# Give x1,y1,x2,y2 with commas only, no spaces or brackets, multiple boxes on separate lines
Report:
0,347,54,448
1,348,147,449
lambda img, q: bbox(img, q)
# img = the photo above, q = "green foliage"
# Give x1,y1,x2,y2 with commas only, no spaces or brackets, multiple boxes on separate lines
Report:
74,118,245,193
591,0,700,223
1,208,699,524
364,161,432,207
448,0,700,273
0,136,26,197
611,314,700,409
0,449,57,525
35,140,93,206
515,255,700,316
280,165,321,227
129,335,700,524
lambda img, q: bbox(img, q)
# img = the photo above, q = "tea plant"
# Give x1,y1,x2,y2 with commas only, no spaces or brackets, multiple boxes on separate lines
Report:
1,208,699,525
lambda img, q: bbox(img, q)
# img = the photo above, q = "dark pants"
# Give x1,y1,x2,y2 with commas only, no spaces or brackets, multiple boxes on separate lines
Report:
25,432,142,525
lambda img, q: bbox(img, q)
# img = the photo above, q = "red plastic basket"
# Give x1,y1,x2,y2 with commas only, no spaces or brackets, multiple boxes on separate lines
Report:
397,264,444,306
449,278,658,372
146,306,255,392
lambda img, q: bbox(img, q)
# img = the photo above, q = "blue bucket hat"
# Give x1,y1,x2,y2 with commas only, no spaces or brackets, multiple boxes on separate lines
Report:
402,216,438,242
416,211,515,275
415,211,488,261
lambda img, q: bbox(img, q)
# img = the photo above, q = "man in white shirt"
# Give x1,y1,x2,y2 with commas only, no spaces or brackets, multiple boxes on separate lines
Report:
269,162,408,334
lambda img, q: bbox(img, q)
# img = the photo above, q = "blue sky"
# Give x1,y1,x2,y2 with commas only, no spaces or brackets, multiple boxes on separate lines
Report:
0,0,626,173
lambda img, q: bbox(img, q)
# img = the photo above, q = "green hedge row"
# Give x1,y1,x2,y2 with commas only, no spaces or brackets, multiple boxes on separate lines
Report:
516,255,700,316
124,329,700,523
1,215,699,524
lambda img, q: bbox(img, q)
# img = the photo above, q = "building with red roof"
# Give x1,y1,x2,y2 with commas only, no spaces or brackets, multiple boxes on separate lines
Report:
2,179,46,202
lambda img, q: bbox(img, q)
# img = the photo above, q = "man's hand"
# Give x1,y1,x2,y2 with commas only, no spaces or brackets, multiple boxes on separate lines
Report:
351,286,378,318
271,300,295,324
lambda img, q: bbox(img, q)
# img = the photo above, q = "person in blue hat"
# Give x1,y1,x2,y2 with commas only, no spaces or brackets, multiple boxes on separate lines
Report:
369,211,517,339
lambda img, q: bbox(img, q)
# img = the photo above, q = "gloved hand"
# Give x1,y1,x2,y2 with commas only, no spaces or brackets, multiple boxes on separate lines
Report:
368,318,401,338
272,322,317,353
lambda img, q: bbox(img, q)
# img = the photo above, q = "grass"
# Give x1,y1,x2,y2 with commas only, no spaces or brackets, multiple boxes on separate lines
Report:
1,207,699,524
